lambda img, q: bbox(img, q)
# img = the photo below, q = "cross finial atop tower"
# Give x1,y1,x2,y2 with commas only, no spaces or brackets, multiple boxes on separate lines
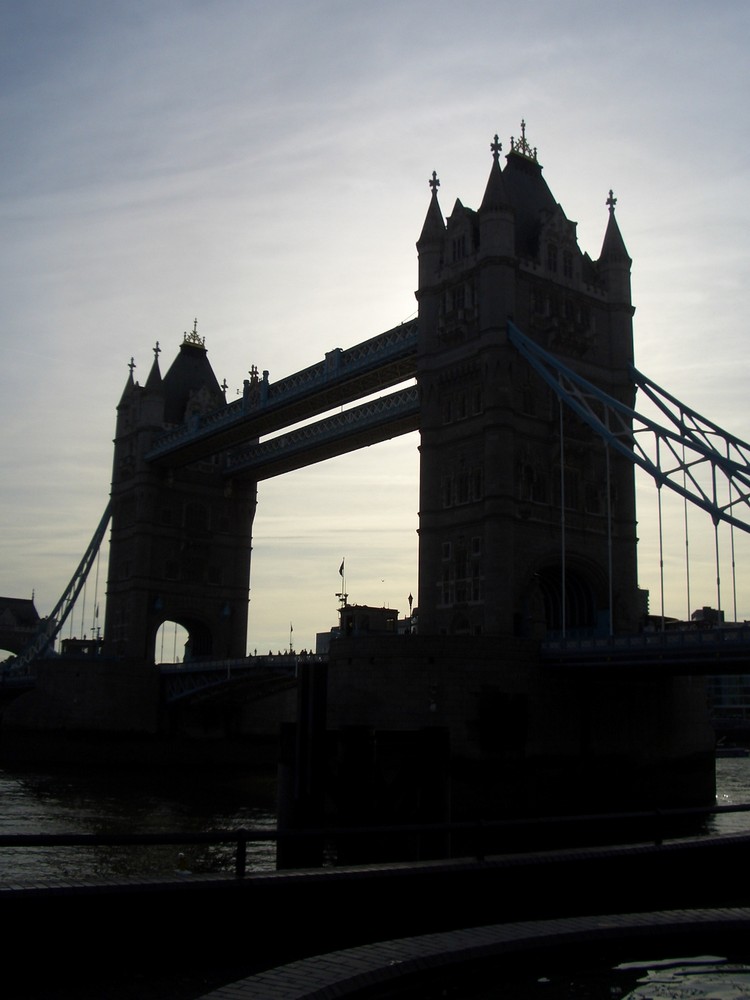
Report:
153,341,161,361
183,318,206,347
510,119,538,161
490,134,502,162
606,189,617,214
128,357,136,376
429,170,440,194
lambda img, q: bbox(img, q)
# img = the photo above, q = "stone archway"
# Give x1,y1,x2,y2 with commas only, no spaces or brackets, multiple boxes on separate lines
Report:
530,561,603,638
152,615,214,664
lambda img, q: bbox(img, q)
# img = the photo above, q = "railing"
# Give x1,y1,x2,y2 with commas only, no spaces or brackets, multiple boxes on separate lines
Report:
2,801,749,880
543,626,750,657
159,654,312,701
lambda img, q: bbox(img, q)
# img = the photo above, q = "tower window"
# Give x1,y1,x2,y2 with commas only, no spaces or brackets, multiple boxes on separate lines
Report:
547,243,558,273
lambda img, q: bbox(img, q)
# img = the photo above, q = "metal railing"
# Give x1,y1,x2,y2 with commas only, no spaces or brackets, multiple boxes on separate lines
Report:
2,801,749,880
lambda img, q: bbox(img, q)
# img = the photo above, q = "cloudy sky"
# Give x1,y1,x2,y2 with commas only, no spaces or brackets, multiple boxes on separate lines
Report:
2,0,749,656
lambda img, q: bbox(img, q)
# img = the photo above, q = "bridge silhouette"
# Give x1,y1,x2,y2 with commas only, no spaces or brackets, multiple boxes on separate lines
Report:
6,124,750,831
6,314,750,685
6,124,750,696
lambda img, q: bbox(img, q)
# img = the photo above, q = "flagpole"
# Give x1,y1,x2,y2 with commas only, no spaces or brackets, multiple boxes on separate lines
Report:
337,557,347,610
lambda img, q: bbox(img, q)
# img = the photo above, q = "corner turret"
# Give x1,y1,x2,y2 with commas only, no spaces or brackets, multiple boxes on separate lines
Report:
598,190,632,305
416,171,445,290
479,134,514,259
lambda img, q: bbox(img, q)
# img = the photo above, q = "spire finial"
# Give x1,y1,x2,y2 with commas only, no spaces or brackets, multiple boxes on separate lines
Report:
128,357,136,376
606,189,617,214
153,341,161,361
490,134,502,162
509,119,538,161
429,170,440,194
183,318,205,347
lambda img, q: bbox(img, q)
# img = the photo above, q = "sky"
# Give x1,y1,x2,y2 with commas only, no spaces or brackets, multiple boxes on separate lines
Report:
2,0,750,656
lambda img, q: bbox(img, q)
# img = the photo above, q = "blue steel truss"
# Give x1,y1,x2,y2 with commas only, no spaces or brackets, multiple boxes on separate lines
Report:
4,502,112,675
507,321,750,534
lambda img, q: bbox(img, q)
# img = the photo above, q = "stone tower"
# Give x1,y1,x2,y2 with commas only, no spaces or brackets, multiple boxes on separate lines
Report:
104,326,256,662
416,124,639,638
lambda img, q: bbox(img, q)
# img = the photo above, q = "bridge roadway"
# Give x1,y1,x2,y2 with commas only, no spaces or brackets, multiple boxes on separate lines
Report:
159,628,750,706
146,319,418,470
159,653,307,703
541,625,750,673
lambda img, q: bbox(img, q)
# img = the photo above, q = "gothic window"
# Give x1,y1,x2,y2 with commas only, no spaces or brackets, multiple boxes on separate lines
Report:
563,250,573,279
185,502,209,535
456,472,470,504
452,235,467,262
472,467,483,500
533,473,548,504
547,243,558,273
441,567,453,605
441,475,453,508
521,384,535,416
585,483,601,515
564,468,579,510
471,565,483,601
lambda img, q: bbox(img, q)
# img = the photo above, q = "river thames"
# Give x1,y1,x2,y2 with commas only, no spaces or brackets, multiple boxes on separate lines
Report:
0,756,748,882
2,757,750,1000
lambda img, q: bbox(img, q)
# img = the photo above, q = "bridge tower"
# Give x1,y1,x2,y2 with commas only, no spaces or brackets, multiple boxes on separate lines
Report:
416,124,640,638
104,326,256,662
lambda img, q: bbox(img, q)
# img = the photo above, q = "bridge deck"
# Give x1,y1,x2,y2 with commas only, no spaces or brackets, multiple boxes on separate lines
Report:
542,626,750,672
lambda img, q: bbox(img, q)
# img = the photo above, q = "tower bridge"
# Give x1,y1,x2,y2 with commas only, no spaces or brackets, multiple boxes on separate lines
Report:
7,123,750,819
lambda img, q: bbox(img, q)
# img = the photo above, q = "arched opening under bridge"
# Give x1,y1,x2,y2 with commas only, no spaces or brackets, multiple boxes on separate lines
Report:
531,562,605,638
153,617,214,664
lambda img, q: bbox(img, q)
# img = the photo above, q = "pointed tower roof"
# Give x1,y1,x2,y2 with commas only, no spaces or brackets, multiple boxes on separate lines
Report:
161,320,224,425
118,356,138,406
599,190,631,264
144,341,163,393
417,170,446,247
479,134,511,213
501,121,557,257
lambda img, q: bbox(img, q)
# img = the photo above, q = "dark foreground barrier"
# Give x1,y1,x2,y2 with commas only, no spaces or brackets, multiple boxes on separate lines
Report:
200,908,750,1000
4,829,750,997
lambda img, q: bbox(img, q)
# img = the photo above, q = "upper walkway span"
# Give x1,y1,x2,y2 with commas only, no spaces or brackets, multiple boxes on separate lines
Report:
146,319,418,469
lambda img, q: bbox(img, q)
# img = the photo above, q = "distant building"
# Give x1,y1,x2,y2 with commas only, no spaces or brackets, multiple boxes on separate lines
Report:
0,596,41,656
316,603,401,654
